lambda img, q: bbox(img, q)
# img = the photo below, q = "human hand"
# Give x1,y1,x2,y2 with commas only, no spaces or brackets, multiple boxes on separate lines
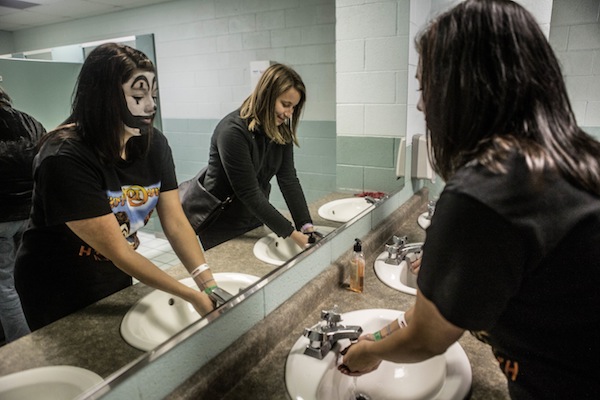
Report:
291,230,310,248
189,290,215,317
358,332,377,342
337,340,382,376
409,255,422,275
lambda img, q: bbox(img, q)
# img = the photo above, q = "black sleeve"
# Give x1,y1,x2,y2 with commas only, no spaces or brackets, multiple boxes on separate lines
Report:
217,126,295,237
155,130,178,192
36,154,112,225
276,142,312,230
417,191,527,331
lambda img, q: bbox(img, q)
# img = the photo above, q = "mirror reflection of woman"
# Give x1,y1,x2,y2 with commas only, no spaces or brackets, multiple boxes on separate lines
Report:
339,1,600,399
14,43,216,331
181,63,317,250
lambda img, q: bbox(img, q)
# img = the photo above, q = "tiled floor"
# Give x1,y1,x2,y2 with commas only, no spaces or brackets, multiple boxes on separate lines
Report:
136,231,180,271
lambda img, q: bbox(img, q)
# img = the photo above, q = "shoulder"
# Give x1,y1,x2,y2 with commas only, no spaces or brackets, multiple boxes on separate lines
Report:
150,127,169,147
215,110,250,134
446,153,530,201
214,110,255,145
37,127,93,165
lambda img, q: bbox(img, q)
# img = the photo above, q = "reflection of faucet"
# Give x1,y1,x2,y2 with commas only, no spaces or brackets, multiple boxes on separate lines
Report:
426,200,436,220
303,306,363,359
364,196,378,205
208,287,235,308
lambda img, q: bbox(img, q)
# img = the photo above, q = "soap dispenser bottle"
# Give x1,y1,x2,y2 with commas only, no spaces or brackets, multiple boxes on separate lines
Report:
349,238,365,293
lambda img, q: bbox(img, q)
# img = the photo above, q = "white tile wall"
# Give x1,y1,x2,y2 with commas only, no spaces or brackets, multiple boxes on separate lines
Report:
551,0,600,127
336,0,410,138
11,0,336,122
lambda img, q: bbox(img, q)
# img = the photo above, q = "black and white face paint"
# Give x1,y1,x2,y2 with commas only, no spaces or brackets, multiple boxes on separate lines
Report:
122,71,157,136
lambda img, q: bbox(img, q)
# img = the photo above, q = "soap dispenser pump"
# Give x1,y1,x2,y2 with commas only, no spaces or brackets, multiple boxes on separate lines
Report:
349,238,365,293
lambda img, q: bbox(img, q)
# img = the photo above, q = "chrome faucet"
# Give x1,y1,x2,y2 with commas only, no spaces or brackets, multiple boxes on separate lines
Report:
426,199,436,220
384,236,423,270
303,306,363,359
208,287,235,308
384,235,407,265
364,196,377,204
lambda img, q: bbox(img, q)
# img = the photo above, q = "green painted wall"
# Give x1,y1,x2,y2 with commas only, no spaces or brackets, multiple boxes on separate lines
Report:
0,58,81,131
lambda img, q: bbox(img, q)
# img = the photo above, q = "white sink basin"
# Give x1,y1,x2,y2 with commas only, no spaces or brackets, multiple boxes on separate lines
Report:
253,225,335,266
374,250,420,296
120,272,260,351
285,309,471,400
318,198,375,223
0,365,103,400
417,212,431,229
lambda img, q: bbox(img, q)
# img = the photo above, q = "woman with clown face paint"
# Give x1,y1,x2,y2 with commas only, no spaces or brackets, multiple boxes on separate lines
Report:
14,43,217,331
181,63,317,250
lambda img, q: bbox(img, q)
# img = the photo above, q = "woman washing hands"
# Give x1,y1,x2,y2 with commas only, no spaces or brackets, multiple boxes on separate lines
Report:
180,63,318,251
15,43,216,331
338,1,600,398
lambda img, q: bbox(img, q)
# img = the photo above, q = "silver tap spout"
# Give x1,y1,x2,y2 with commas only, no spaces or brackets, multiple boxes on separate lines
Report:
302,306,363,359
364,196,377,204
208,287,234,308
384,235,407,265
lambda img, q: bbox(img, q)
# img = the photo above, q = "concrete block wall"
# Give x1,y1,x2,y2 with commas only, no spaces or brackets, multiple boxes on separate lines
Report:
335,0,410,194
7,0,337,233
550,0,600,130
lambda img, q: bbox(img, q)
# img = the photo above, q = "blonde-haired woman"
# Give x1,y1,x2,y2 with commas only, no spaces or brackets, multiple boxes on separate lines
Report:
181,63,316,250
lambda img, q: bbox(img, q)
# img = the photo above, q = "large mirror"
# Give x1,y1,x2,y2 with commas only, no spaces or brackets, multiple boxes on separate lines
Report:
1,0,596,396
0,0,407,381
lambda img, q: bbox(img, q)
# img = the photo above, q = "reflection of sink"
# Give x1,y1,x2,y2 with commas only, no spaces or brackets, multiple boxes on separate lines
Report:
286,309,471,400
120,272,260,351
0,365,103,400
318,198,375,223
374,250,419,295
253,226,335,266
417,212,431,229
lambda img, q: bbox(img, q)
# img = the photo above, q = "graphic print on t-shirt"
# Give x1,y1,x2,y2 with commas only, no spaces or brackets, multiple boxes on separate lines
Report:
108,182,160,247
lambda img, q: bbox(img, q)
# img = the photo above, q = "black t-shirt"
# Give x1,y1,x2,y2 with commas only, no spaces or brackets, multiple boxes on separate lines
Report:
418,153,600,399
15,128,177,330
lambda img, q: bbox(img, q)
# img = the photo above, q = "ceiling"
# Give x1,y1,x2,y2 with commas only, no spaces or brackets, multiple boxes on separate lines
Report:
0,0,177,32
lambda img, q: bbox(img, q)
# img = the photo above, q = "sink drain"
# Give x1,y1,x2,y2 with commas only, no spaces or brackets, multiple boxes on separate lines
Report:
354,394,371,400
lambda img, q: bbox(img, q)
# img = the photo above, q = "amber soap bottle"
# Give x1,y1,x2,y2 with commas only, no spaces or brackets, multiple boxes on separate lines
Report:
349,238,365,293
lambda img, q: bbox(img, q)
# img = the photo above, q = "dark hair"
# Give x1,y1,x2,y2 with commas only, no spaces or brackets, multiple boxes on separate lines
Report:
0,85,12,107
416,0,600,194
240,63,306,145
41,43,156,163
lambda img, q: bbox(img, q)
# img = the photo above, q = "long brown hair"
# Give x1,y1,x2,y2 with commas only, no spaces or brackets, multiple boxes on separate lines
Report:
40,43,156,163
416,0,600,195
240,63,306,145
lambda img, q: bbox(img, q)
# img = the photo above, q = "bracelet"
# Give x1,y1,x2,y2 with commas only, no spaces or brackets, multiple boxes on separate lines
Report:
300,223,314,233
398,313,408,328
373,331,382,341
191,263,210,278
204,285,218,295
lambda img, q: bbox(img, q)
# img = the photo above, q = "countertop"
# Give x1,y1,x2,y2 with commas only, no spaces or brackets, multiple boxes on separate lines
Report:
169,191,511,399
0,192,348,380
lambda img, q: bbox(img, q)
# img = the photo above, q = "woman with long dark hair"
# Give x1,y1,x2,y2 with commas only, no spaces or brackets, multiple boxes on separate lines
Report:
15,43,217,331
339,1,600,398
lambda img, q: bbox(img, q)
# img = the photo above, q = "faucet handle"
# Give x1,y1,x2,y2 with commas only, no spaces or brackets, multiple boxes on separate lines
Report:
392,235,407,246
321,308,342,326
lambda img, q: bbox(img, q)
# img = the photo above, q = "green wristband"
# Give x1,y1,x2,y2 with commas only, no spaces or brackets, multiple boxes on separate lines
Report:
373,331,382,341
204,285,218,295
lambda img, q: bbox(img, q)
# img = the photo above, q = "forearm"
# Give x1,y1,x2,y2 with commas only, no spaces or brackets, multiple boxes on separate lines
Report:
158,191,216,291
340,291,464,374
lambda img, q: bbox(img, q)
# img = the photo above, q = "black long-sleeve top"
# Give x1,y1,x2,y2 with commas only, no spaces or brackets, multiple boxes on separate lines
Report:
202,110,311,238
0,105,46,222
